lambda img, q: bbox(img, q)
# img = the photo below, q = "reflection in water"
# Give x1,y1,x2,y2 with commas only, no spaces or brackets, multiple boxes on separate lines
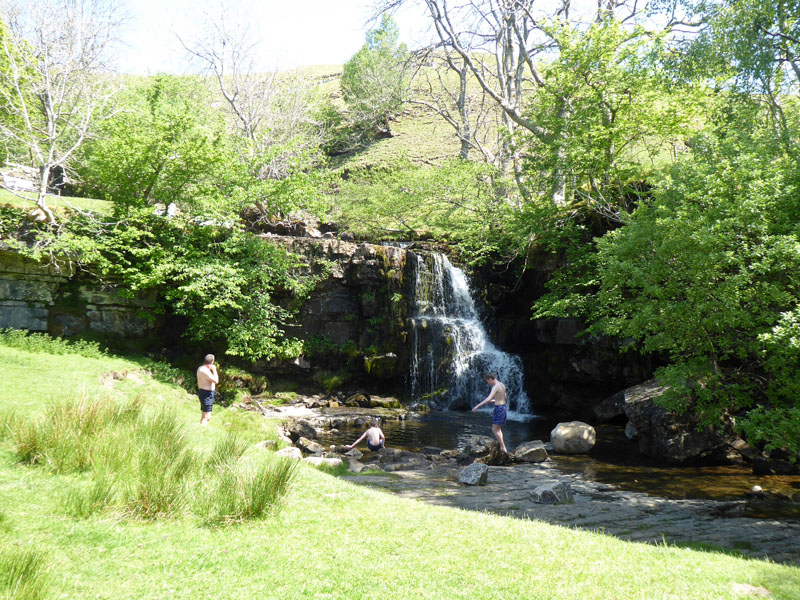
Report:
327,411,800,511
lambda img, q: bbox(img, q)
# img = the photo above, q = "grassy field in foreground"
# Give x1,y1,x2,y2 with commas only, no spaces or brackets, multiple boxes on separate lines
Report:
0,339,799,599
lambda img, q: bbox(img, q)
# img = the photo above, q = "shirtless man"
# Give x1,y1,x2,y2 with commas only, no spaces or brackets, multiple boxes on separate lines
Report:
346,420,386,452
196,354,219,425
472,372,508,453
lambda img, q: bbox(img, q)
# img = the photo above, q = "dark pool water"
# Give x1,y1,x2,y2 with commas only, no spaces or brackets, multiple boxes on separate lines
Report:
326,410,800,512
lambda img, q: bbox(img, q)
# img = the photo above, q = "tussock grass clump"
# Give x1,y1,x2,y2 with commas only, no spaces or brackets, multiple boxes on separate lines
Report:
206,433,249,472
123,411,199,519
203,457,297,525
61,474,117,519
7,393,143,474
0,547,48,600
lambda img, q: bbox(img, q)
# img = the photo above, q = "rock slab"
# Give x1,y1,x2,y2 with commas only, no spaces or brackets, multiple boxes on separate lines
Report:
513,440,549,463
531,481,574,504
459,463,489,486
550,422,596,454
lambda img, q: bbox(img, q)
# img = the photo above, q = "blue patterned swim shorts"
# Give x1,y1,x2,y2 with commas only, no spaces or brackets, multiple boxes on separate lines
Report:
492,405,507,426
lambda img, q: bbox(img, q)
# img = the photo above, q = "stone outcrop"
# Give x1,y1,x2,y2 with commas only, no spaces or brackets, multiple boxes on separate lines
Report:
618,381,740,465
275,447,302,460
594,380,668,423
296,437,325,454
550,422,596,454
458,462,489,486
0,247,157,338
458,435,495,457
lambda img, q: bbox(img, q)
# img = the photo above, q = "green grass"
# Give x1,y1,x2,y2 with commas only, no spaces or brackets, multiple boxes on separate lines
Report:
0,339,798,599
0,189,112,215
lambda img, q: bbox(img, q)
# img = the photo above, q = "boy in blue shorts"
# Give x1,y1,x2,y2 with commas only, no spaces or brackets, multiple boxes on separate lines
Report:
472,373,508,453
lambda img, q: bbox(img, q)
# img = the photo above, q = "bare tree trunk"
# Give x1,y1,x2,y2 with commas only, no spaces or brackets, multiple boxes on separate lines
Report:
37,164,55,223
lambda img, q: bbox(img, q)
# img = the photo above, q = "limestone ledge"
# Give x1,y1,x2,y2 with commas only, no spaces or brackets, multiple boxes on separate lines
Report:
0,247,156,336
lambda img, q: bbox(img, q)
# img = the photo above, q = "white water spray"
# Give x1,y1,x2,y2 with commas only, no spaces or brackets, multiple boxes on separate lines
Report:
407,252,531,417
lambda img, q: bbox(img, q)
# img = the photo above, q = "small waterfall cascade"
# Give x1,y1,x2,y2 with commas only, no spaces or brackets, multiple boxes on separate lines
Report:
407,251,531,416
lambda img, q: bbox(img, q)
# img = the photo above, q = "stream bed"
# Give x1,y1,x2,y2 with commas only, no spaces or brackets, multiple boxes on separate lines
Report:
326,410,800,513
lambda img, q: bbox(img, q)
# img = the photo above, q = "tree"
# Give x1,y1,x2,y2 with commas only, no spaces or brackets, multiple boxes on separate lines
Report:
179,1,324,220
0,0,126,222
76,75,230,212
341,14,409,139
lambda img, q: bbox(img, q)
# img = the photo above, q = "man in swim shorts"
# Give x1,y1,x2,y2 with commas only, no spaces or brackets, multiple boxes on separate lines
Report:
346,419,386,452
472,372,509,453
196,354,219,425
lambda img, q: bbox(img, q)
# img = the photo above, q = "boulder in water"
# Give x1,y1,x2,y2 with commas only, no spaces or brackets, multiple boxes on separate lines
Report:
458,462,489,486
296,437,325,454
287,418,318,442
459,434,495,457
513,440,549,463
477,443,513,466
550,422,596,454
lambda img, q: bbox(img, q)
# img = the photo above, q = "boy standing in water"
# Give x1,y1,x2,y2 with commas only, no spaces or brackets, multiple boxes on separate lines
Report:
346,419,386,452
472,373,509,453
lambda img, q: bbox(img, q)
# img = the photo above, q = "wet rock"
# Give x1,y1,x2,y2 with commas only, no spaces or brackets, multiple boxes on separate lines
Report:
513,440,548,463
594,380,668,423
344,393,370,408
440,449,463,459
624,421,638,440
478,443,513,466
753,457,800,476
623,389,739,465
303,456,343,468
275,447,302,460
531,481,573,504
363,353,399,379
296,437,325,454
344,448,364,459
550,422,596,454
458,462,489,486
459,435,495,457
421,446,442,456
287,419,318,442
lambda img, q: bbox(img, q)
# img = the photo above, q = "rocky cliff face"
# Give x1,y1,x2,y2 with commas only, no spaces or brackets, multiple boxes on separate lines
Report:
0,247,158,339
474,259,655,417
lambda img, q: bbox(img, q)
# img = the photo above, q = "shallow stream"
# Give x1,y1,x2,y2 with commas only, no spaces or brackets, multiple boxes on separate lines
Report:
326,410,800,516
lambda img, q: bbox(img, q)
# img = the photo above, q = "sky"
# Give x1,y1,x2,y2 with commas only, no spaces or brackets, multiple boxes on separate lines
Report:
116,0,431,74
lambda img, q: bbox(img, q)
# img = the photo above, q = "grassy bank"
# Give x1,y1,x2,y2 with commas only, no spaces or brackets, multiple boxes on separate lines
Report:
0,337,798,599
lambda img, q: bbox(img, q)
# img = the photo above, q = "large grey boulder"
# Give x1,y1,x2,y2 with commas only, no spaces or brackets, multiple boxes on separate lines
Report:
458,462,489,486
513,440,549,463
296,437,325,454
550,422,596,454
275,447,302,460
531,482,573,504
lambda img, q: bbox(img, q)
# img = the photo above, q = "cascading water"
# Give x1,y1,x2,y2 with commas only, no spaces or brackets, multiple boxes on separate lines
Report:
407,251,531,416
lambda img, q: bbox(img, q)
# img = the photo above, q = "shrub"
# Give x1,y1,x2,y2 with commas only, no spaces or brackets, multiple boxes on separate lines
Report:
206,433,249,472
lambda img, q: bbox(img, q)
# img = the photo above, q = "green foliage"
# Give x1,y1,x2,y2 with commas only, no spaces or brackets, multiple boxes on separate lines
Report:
339,14,408,142
77,75,229,210
0,547,48,600
0,329,106,359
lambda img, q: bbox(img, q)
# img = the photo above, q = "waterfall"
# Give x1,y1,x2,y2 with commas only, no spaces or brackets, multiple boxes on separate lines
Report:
407,251,531,416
